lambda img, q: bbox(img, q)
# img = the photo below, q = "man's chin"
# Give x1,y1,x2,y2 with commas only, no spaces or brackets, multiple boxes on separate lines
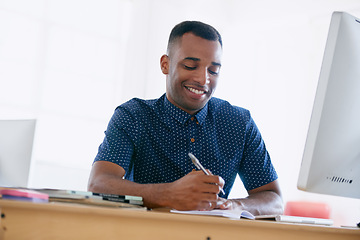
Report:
171,96,210,114
185,102,208,113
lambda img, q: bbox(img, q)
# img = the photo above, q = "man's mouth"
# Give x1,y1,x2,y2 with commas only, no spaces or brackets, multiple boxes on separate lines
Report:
185,86,206,95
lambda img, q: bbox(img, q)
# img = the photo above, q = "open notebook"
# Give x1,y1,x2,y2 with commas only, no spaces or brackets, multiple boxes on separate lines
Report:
170,209,254,219
171,209,333,226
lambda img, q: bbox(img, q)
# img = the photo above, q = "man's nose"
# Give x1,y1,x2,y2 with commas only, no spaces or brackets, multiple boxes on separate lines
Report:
194,68,210,85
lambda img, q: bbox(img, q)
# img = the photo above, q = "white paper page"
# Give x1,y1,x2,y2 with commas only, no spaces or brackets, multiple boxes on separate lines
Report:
170,209,255,219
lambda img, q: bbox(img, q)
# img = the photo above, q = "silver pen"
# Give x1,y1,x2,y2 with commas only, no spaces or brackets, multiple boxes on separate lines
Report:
188,153,225,195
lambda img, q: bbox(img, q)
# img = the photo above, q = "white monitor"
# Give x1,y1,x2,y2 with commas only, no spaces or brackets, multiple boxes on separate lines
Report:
0,119,36,188
297,11,360,199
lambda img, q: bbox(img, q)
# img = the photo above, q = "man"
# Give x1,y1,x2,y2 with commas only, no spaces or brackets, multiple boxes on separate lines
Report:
88,21,283,215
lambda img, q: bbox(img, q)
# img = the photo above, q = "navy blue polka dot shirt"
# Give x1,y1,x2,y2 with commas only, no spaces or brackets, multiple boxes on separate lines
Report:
94,94,278,198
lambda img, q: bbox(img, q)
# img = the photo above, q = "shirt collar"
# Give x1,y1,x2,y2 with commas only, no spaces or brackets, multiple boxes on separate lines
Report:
195,104,208,125
163,94,208,125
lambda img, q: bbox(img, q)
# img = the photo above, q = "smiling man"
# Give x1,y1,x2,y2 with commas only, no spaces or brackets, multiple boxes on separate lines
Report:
88,21,283,215
162,32,222,115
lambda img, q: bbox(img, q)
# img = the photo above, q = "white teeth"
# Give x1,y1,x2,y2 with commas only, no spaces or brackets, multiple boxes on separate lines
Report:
187,87,204,95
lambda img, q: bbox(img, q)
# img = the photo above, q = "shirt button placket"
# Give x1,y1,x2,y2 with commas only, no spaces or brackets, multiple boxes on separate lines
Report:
189,117,197,153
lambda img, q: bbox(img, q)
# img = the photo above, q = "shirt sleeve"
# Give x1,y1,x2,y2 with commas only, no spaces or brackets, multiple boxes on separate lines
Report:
238,115,278,191
93,108,135,175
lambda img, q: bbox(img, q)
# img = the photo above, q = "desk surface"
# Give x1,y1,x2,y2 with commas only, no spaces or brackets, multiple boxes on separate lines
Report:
0,199,359,240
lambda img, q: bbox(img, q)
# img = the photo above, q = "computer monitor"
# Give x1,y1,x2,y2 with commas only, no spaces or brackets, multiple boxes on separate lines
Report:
297,11,360,199
0,119,36,188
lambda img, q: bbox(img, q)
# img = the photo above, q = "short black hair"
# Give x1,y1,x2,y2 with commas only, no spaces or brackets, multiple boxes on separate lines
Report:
167,21,222,53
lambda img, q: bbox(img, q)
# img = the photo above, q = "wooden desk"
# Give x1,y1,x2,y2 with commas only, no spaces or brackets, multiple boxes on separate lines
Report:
0,199,359,240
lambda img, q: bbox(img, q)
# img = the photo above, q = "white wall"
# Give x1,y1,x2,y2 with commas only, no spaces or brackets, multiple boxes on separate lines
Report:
0,0,359,226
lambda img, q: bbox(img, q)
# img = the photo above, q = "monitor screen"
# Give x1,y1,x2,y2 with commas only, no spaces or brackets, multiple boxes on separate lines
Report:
297,11,360,199
0,119,36,188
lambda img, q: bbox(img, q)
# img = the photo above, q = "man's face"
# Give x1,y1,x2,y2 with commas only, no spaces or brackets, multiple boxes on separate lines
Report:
161,33,222,115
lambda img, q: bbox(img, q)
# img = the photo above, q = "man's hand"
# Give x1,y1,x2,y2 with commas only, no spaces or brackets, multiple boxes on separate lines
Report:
88,161,226,211
163,170,225,211
215,197,234,210
214,180,283,216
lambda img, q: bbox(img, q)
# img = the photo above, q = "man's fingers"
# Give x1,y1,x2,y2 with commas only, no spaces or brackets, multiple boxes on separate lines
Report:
216,198,233,210
198,200,218,211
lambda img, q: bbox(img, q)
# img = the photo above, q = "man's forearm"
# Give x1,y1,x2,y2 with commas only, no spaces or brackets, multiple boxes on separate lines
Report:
88,174,170,208
88,170,224,210
229,191,283,216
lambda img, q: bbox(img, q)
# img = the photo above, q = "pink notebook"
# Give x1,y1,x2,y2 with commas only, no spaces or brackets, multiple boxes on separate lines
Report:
1,188,49,202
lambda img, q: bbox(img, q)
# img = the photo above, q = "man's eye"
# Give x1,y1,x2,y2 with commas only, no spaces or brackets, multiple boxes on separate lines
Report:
184,65,196,70
209,69,219,76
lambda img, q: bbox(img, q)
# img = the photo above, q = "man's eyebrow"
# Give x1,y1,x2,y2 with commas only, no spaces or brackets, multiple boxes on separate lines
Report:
183,57,222,67
184,57,200,61
212,62,222,67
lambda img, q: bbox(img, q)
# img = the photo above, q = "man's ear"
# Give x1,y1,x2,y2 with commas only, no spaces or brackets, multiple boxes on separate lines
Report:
160,54,169,74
